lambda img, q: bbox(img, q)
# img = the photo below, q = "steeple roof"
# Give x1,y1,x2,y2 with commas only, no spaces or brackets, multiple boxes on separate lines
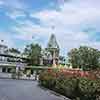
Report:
47,34,59,49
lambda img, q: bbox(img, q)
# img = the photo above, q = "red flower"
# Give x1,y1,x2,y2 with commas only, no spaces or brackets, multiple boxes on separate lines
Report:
47,68,52,73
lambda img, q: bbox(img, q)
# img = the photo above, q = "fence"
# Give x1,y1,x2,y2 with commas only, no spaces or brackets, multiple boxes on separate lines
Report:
0,67,51,80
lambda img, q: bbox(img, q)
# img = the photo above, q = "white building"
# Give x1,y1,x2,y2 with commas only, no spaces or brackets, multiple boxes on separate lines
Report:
0,40,28,73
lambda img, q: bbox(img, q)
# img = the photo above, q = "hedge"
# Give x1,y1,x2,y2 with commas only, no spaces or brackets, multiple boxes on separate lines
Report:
39,69,100,100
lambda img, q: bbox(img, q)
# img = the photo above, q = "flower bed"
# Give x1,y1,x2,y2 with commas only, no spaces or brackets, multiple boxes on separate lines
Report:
39,68,100,100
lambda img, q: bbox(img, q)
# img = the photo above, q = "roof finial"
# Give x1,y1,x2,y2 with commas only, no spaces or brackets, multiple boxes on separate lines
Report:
51,25,55,30
51,25,55,35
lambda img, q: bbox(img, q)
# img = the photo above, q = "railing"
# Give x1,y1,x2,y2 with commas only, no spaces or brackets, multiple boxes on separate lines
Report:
0,61,27,67
11,67,51,80
0,66,53,80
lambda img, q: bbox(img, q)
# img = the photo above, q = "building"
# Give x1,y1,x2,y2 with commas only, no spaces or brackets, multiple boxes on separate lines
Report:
0,40,28,73
40,34,60,67
0,34,60,74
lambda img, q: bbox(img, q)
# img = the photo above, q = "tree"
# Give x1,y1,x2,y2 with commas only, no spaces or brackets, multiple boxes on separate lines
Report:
9,48,21,54
68,48,80,68
68,46,100,70
23,43,41,65
59,56,66,65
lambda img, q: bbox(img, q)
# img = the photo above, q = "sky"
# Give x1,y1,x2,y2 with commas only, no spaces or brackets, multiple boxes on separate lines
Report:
0,0,100,56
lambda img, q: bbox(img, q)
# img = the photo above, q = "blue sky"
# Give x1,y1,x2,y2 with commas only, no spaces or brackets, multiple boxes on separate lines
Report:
0,0,100,55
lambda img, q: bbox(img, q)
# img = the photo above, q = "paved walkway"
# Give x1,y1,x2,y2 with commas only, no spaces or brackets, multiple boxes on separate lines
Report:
0,79,69,100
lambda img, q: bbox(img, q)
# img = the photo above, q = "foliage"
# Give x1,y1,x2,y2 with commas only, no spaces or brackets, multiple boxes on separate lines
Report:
11,68,16,79
39,68,100,100
78,78,100,100
9,48,21,54
68,46,100,70
55,76,77,98
23,43,41,65
39,70,57,89
59,56,66,65
26,70,31,78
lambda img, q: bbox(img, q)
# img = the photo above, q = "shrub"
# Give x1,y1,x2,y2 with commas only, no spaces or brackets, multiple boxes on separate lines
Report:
39,71,56,89
55,76,78,98
11,68,16,79
78,78,100,100
39,68,100,100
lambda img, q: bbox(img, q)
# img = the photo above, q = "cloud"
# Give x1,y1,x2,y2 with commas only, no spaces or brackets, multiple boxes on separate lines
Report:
31,2,100,28
1,0,100,55
11,20,91,55
6,10,26,20
13,0,100,55
0,0,25,10
0,0,28,21
11,20,52,48
0,1,3,5
0,32,15,48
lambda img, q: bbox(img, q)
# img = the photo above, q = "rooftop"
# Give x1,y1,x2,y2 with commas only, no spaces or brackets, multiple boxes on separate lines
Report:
47,34,59,50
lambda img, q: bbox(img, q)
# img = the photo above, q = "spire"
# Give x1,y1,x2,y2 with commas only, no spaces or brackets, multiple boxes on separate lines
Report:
47,34,59,49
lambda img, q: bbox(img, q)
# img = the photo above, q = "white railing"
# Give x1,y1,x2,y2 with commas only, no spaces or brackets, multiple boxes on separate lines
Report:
0,61,27,67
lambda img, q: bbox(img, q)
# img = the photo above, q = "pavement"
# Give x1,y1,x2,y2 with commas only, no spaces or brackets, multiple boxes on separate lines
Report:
0,79,69,100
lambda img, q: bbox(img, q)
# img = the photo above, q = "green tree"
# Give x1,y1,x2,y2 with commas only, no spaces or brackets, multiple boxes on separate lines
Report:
68,46,100,70
24,43,41,65
59,56,66,65
9,48,21,54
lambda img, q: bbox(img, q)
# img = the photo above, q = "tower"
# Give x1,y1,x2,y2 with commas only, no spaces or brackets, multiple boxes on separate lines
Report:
47,34,60,67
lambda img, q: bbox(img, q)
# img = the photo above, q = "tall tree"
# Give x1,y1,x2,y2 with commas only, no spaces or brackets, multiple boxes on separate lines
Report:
68,46,100,70
24,43,41,65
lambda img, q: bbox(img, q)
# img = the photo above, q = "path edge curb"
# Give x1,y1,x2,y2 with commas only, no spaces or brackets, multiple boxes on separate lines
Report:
38,84,71,100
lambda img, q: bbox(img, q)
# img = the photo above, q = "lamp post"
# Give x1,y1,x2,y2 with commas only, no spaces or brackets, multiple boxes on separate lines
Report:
52,49,56,67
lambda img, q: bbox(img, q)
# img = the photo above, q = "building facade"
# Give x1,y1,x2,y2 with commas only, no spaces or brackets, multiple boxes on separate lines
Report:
0,34,60,74
0,41,28,73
